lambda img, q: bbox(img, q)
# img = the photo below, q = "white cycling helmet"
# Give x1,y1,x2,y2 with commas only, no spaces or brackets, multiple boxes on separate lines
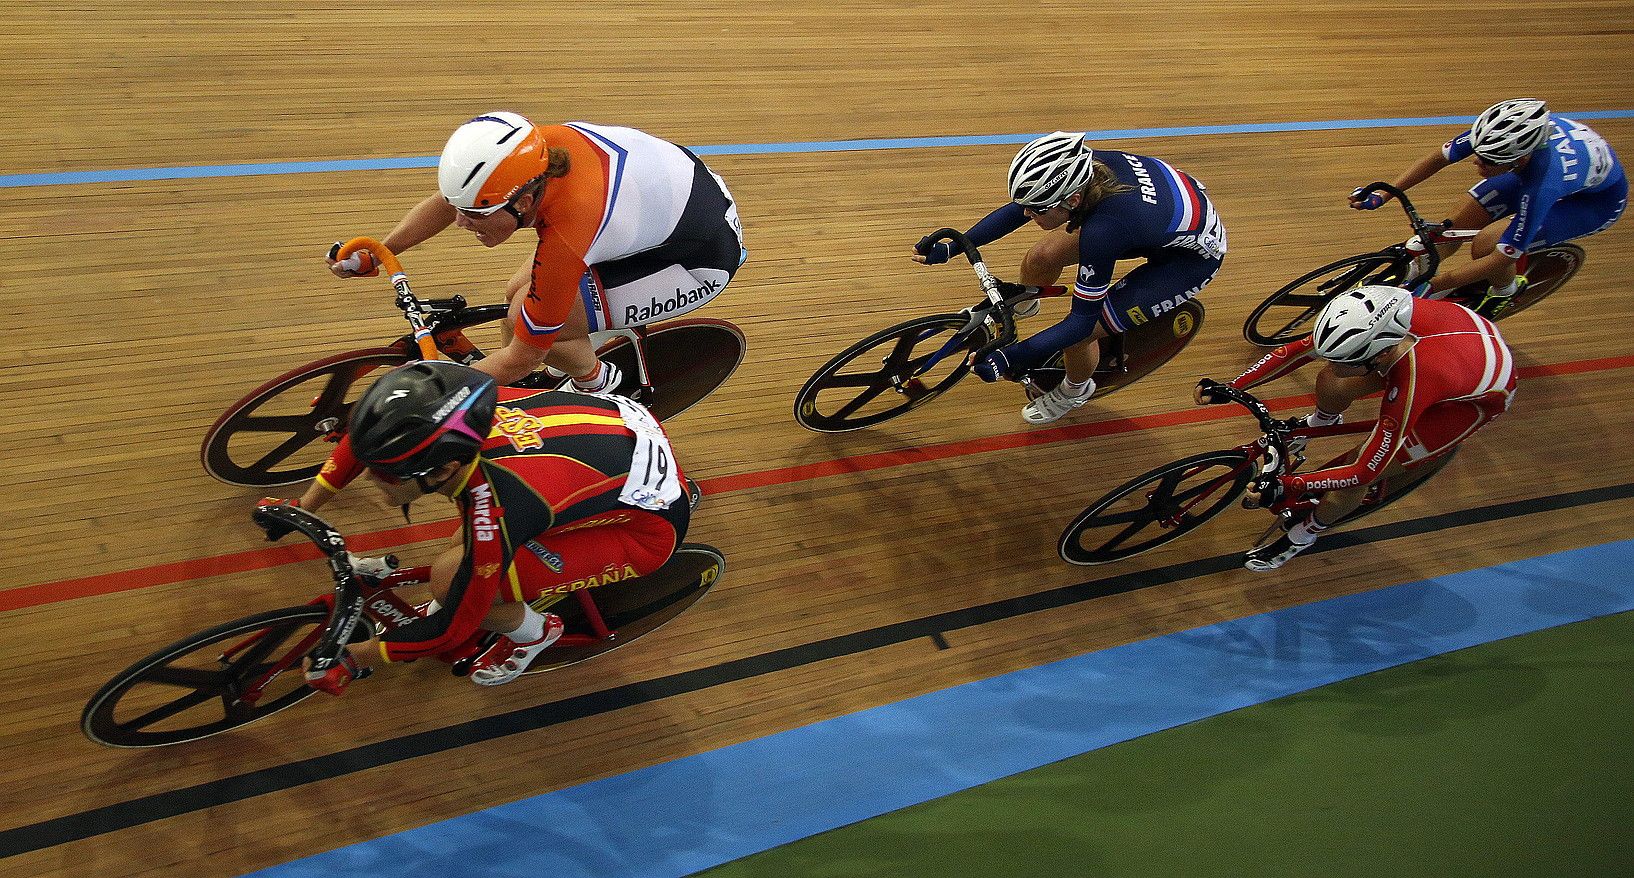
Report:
1469,99,1550,163
438,111,550,214
1311,285,1415,365
1008,131,1096,209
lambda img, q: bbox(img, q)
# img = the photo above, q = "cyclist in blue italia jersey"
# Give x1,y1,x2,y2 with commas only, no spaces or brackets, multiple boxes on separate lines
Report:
913,131,1226,424
1349,98,1625,317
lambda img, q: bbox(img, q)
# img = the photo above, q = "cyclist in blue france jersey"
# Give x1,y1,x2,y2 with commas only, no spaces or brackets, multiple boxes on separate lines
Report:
1349,99,1625,317
914,131,1226,424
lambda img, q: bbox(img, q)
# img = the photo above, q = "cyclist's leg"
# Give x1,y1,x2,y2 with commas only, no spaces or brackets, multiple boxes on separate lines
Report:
1314,395,1507,526
1525,176,1628,254
509,499,692,613
1425,175,1521,290
1022,252,1218,386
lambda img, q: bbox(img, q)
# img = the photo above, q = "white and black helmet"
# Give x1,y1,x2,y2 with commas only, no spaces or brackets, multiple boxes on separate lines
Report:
1311,285,1415,365
1469,99,1551,163
1008,131,1096,209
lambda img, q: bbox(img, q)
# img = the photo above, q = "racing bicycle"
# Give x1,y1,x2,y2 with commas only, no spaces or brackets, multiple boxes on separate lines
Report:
202,238,746,487
1243,182,1584,347
794,228,1204,432
81,503,725,747
1058,380,1451,565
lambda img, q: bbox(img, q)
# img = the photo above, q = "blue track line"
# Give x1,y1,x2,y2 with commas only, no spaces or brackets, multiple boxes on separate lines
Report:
6,110,1633,190
250,537,1634,878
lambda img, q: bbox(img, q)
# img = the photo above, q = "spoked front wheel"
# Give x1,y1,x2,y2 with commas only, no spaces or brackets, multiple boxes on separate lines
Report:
1244,253,1401,347
82,605,331,748
794,312,991,432
1059,449,1256,565
201,348,412,487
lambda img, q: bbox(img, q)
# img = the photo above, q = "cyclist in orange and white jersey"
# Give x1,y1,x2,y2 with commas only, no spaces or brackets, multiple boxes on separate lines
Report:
1200,286,1516,571
329,111,746,391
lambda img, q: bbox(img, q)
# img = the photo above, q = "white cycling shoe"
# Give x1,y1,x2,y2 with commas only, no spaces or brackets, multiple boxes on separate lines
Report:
1022,377,1096,425
571,360,624,395
470,613,565,686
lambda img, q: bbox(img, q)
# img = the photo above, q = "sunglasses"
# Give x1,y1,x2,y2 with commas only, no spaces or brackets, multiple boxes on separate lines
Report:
367,466,435,486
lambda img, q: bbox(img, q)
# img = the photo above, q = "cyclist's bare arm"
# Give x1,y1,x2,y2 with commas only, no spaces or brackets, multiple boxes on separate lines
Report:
1351,147,1452,208
1019,229,1078,286
381,194,458,252
329,194,457,277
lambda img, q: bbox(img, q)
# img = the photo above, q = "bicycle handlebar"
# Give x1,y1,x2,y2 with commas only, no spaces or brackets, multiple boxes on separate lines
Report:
1196,379,1299,491
251,504,366,677
334,237,441,360
1354,181,1453,280
918,227,1018,360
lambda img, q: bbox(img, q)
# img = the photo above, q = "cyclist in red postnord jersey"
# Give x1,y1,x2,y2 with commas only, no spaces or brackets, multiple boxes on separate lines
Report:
294,361,691,689
1200,285,1515,571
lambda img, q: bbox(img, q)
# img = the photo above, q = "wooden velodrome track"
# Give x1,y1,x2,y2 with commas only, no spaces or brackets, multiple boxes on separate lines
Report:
2,1,1632,874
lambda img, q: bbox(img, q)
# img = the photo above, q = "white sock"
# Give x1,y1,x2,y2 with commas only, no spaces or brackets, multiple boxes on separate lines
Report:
571,361,611,392
1288,515,1329,546
505,605,548,644
1401,235,1431,283
1490,278,1519,298
1304,408,1342,428
1061,376,1095,398
421,598,442,616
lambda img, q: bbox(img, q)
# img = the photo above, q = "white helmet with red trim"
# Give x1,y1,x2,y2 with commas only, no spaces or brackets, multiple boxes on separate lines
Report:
438,111,550,214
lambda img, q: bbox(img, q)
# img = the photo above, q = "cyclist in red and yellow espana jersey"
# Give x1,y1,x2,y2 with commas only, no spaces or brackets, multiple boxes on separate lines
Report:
286,362,690,689
1202,286,1515,571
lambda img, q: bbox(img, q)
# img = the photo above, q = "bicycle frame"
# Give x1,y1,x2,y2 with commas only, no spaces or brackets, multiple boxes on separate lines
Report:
1164,381,1385,527
235,504,623,702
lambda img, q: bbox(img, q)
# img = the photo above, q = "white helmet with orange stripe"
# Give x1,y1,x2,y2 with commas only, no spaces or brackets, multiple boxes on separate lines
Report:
438,112,550,215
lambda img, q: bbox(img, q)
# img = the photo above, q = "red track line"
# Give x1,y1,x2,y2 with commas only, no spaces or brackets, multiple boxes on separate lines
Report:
8,353,1633,613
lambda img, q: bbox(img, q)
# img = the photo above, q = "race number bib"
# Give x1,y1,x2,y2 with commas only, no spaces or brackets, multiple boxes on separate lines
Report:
1562,120,1616,189
606,394,684,510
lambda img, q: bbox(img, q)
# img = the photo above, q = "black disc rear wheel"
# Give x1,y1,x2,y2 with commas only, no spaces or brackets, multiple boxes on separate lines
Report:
201,349,412,487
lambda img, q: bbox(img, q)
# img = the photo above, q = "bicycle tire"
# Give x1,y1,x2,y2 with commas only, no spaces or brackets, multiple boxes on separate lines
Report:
795,313,990,433
1243,252,1401,347
201,347,412,487
1060,449,1255,565
82,604,331,748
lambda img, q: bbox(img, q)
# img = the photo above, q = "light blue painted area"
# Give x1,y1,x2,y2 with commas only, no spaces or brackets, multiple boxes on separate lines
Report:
8,110,1634,189
252,539,1634,878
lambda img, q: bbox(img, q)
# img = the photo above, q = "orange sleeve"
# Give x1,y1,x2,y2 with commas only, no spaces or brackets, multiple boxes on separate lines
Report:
514,129,609,351
514,228,589,351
